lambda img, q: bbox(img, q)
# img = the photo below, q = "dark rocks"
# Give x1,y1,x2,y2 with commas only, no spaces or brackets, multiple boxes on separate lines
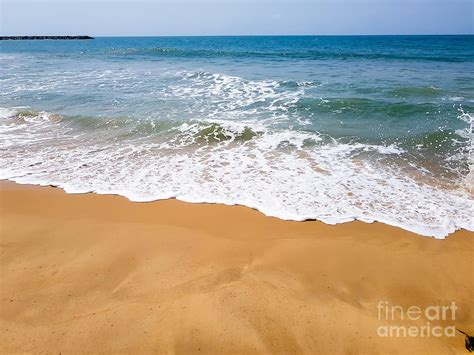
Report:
0,36,94,40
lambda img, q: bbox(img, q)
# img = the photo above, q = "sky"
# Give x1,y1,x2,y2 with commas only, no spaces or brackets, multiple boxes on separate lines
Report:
1,0,473,36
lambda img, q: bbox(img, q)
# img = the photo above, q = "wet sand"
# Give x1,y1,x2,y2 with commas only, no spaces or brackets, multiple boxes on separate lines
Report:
0,180,473,353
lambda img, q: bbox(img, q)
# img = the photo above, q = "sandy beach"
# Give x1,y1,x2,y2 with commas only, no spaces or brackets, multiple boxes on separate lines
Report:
0,180,473,353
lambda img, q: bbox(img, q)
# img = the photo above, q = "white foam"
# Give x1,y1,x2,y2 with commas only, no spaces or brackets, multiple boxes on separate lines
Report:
1,107,473,239
0,107,17,119
166,71,304,124
456,108,473,192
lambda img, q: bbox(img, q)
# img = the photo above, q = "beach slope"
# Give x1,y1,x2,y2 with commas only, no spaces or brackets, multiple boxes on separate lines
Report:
0,181,473,353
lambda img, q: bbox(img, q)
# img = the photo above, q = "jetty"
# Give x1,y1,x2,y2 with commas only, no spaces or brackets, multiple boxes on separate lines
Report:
0,36,94,40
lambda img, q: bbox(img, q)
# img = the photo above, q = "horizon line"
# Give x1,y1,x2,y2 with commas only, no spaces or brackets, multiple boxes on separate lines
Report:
1,33,473,38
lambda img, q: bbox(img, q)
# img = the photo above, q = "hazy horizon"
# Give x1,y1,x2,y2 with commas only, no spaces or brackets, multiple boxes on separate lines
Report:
1,0,473,37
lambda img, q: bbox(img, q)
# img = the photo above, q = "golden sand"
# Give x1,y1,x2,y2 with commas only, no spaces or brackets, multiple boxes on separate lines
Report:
0,181,473,353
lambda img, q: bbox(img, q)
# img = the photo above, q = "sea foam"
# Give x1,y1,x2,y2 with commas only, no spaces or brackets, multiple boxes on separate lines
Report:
1,106,473,238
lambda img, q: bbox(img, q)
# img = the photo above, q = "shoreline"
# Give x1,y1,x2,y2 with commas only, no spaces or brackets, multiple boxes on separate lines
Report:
1,180,473,353
2,177,470,239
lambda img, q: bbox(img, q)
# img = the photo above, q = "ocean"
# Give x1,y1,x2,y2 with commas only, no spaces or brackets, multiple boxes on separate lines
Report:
0,35,473,238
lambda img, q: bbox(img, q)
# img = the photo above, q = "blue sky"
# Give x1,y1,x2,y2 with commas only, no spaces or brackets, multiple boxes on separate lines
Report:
1,0,473,36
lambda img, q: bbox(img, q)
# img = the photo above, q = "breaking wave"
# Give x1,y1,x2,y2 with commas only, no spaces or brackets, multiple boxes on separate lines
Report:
101,47,473,63
0,106,473,238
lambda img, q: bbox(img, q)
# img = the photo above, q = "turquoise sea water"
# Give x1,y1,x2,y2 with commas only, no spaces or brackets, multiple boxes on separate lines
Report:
1,36,473,237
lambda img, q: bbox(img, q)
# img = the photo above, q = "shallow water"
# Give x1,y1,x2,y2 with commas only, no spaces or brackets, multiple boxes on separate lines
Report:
1,35,473,237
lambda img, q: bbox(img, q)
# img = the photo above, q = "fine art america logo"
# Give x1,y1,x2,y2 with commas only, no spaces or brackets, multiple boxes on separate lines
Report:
376,301,457,337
